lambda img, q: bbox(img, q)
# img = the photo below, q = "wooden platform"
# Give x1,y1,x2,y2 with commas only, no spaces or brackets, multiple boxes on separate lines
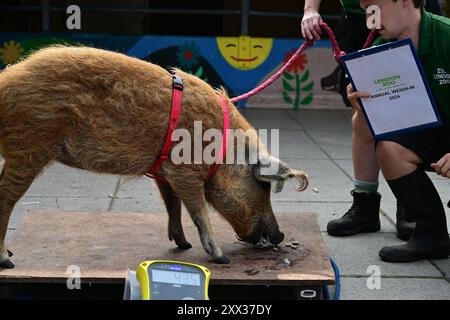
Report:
0,211,334,287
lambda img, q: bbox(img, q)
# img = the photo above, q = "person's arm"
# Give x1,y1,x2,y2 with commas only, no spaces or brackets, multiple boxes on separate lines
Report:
301,0,323,40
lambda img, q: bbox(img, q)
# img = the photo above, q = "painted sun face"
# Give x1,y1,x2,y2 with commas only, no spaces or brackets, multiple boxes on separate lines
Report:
216,36,273,70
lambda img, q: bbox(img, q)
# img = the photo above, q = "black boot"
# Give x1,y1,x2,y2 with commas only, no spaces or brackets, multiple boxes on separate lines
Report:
396,201,415,241
327,190,381,236
379,169,450,263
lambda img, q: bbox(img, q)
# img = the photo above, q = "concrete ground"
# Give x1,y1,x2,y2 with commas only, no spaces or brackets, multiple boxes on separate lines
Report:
5,109,450,300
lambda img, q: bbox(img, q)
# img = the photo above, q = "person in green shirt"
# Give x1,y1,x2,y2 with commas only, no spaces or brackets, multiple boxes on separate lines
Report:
303,0,443,243
346,0,450,262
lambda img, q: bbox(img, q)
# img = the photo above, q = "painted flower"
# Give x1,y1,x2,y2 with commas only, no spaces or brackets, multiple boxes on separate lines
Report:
176,41,201,71
0,40,24,65
283,50,307,73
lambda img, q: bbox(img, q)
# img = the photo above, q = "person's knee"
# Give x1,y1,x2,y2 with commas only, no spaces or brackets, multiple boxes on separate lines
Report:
376,141,422,170
375,141,398,165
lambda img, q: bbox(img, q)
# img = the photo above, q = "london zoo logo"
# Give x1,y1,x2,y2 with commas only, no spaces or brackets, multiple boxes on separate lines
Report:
374,75,401,88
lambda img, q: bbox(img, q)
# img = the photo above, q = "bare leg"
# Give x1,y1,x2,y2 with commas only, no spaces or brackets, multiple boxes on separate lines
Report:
155,180,191,250
352,109,379,182
167,177,229,264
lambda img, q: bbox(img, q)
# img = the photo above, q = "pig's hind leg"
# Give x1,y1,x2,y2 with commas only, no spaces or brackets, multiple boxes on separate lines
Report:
156,180,192,250
167,177,229,264
0,155,50,269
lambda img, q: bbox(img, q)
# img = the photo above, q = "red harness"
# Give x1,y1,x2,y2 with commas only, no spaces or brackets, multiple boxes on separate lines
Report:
146,75,230,182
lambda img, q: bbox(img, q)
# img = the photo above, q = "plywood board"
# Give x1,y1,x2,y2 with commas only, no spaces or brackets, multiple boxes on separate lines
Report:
0,211,334,286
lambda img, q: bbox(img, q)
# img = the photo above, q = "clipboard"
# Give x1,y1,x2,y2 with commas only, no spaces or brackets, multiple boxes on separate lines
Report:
341,38,441,140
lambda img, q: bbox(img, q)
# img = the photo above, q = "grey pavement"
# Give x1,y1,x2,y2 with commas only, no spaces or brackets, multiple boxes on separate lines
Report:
4,109,450,300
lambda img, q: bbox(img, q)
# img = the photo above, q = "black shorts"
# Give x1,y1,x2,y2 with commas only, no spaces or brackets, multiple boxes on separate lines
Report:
334,11,371,53
334,11,371,107
377,126,450,170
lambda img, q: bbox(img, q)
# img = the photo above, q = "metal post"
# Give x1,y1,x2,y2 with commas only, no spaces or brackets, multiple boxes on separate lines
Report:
41,0,50,32
240,0,250,35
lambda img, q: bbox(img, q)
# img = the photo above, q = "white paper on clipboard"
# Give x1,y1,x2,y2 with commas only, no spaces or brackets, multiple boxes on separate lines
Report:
342,39,441,138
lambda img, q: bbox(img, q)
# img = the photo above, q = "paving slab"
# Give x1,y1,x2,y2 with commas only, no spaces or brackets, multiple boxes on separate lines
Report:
431,259,450,281
241,113,302,130
338,277,450,300
241,108,294,120
268,130,329,159
301,129,353,160
286,109,353,123
247,118,302,130
25,168,119,198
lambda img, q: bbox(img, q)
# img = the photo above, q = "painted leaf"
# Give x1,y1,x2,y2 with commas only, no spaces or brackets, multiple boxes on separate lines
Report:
300,92,314,105
300,70,310,82
302,82,314,92
283,92,293,104
283,79,294,92
194,66,203,78
283,71,294,80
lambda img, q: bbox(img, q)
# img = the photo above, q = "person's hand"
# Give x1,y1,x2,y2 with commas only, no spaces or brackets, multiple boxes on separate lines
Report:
301,9,323,40
431,153,450,178
347,84,370,112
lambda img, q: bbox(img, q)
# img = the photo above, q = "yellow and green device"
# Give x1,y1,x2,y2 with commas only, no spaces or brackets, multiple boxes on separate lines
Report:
136,260,211,300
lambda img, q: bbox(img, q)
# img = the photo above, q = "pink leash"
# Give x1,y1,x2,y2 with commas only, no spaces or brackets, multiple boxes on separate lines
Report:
230,22,378,104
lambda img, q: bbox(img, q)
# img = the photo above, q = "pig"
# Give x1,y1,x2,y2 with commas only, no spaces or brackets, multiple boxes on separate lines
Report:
0,46,308,267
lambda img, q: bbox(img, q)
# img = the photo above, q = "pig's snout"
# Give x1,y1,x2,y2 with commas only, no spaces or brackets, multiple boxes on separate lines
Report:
237,219,284,246
267,229,284,245
261,212,284,245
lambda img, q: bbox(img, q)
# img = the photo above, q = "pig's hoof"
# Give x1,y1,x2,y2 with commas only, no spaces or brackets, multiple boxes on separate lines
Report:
0,259,15,269
176,241,192,250
213,255,230,264
7,249,13,257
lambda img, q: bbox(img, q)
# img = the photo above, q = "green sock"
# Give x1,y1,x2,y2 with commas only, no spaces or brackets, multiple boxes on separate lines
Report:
354,178,379,194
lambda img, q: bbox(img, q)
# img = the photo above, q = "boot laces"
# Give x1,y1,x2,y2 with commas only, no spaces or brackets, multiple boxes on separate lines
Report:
344,190,362,217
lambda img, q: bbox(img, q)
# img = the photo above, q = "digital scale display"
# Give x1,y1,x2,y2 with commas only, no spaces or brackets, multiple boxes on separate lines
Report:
151,269,201,287
137,261,210,300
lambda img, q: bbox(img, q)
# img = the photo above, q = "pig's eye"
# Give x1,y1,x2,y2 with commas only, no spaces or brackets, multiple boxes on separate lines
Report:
257,180,271,190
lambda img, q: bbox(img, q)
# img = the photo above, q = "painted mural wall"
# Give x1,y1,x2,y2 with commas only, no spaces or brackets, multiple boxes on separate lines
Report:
0,33,344,109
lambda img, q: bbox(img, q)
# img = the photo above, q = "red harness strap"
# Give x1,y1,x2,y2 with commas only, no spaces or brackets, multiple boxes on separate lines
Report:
146,76,230,183
146,75,184,180
205,96,230,181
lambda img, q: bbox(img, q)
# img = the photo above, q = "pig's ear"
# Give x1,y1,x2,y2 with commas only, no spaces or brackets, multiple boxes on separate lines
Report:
253,157,308,193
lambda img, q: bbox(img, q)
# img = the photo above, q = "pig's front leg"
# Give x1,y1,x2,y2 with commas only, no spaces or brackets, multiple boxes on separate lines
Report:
168,177,229,264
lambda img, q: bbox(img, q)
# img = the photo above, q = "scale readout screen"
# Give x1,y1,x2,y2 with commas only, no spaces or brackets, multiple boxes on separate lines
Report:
148,263,205,300
151,269,201,286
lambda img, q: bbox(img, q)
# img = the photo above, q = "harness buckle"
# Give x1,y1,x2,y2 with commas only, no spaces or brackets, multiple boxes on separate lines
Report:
172,75,184,91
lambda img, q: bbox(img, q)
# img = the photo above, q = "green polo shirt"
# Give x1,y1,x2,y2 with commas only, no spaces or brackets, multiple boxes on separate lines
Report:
372,10,450,127
340,0,365,16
